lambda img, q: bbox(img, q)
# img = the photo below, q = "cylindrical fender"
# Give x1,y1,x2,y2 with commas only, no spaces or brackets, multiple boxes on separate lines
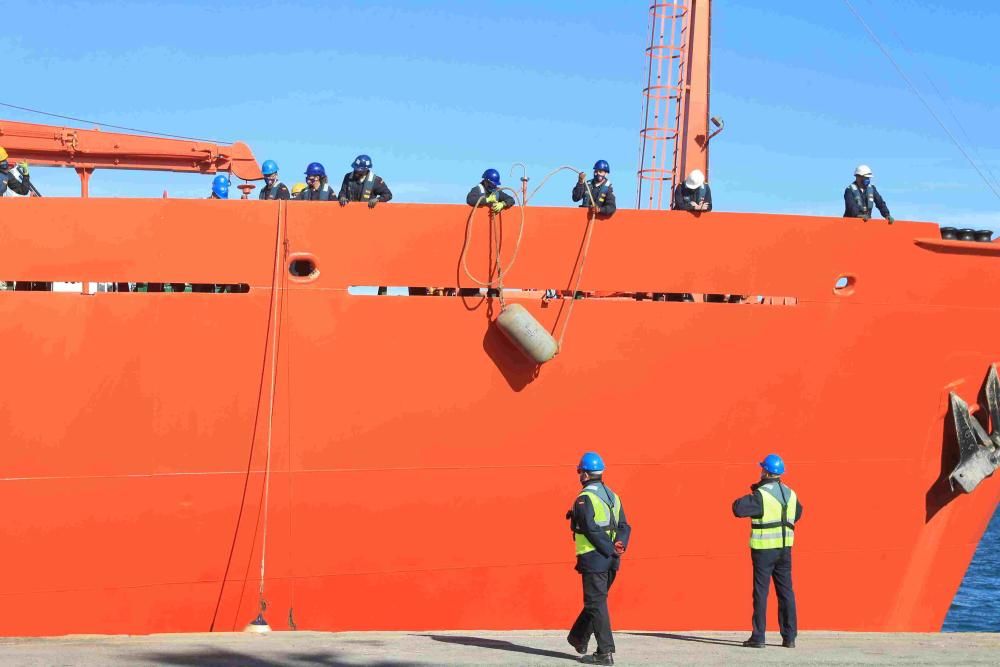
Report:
495,303,559,364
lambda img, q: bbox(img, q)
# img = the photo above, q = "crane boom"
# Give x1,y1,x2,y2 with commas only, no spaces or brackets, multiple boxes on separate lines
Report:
0,119,263,196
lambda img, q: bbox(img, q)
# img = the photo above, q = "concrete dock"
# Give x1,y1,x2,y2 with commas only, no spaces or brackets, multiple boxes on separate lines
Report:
1,630,998,665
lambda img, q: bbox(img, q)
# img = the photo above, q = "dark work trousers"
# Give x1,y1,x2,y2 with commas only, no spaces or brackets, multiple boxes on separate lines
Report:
568,569,617,653
750,547,797,643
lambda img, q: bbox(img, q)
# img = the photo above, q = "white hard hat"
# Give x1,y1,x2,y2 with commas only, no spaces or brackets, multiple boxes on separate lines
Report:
854,164,873,177
684,169,705,189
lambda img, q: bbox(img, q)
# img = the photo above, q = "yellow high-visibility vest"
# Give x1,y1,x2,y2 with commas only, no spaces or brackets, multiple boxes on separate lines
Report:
750,481,797,549
573,484,622,556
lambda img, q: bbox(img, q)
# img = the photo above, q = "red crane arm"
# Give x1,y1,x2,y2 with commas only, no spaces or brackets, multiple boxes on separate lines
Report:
0,119,263,195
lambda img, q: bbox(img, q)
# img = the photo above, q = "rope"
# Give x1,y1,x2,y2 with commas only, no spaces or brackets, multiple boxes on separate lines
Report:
555,209,597,352
460,186,525,296
256,201,288,615
842,0,1000,201
460,166,601,354
860,0,1000,194
0,100,234,144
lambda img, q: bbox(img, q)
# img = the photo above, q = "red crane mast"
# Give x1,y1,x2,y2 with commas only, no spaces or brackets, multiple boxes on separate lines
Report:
637,1,720,209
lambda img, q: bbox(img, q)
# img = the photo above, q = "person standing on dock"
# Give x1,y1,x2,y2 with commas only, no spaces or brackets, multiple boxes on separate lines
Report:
732,453,803,649
844,165,893,223
258,160,290,200
466,168,515,211
673,169,712,211
572,160,616,217
299,162,337,201
566,451,631,666
0,147,33,197
338,154,392,208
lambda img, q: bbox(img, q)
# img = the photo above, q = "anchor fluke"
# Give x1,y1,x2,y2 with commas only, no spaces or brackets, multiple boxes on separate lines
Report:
948,387,1000,494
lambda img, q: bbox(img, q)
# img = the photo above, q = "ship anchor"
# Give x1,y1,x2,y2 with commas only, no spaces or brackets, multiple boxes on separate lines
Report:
948,365,1000,493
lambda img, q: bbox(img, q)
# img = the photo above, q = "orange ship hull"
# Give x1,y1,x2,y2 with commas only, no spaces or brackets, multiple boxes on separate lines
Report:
1,198,998,636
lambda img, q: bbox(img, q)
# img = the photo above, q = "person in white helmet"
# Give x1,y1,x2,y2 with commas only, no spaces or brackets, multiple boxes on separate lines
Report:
673,169,712,211
844,165,893,223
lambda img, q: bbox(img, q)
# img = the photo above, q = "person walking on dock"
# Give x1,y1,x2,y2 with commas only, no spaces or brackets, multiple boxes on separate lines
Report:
844,165,893,222
0,147,33,197
572,160,616,217
566,451,631,665
732,453,803,649
259,160,290,200
673,169,712,211
338,154,392,208
299,162,337,201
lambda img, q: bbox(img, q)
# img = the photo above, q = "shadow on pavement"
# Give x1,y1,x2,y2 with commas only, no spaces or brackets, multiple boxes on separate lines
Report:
623,632,744,647
422,634,579,661
138,648,418,667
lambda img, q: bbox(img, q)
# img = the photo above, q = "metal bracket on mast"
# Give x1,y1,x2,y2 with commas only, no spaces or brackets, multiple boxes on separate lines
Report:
948,365,1000,493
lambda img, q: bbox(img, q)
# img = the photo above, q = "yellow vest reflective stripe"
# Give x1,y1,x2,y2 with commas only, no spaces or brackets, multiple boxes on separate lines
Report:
574,485,621,556
750,482,797,549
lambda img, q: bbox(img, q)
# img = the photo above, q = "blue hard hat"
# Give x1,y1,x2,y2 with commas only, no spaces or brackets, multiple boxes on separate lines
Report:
261,159,279,176
593,160,610,173
577,451,605,473
212,174,230,187
352,154,373,171
482,168,501,187
305,162,326,177
760,454,786,475
212,181,229,199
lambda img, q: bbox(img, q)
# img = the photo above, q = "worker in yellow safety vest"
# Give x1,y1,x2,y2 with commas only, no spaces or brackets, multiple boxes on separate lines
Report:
566,451,631,666
731,453,803,649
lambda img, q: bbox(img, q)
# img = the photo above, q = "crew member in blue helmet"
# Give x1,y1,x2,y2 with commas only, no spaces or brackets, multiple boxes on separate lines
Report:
673,169,712,211
259,160,290,200
338,154,392,208
732,454,804,649
299,162,337,201
843,165,893,223
566,452,631,666
572,160,616,217
209,175,229,200
466,168,515,211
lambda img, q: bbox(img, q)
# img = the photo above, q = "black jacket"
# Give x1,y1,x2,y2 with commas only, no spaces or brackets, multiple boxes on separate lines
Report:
0,169,31,196
466,182,516,208
338,172,392,203
673,183,713,211
570,482,632,573
572,179,616,217
298,183,337,201
843,183,890,219
259,182,290,200
732,479,804,522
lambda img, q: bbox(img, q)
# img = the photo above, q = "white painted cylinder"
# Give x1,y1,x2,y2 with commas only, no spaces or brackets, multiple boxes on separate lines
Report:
495,303,559,364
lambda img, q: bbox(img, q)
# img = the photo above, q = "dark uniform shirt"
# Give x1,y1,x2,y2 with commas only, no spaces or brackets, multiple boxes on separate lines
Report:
338,172,393,202
572,179,616,217
298,183,338,201
673,183,713,211
0,169,31,196
466,182,516,208
843,183,891,219
570,484,632,573
732,480,804,523
259,182,290,200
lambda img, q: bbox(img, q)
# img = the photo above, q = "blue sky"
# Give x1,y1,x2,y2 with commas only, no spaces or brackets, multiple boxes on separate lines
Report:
6,0,999,229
